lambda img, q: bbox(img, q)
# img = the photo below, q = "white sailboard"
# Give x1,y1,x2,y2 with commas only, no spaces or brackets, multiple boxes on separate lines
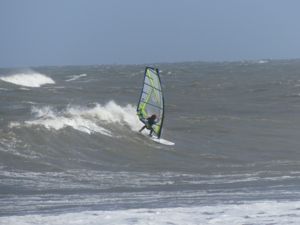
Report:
136,67,174,146
150,136,175,146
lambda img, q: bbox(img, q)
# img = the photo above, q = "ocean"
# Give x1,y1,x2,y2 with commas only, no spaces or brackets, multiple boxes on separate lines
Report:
1,60,300,224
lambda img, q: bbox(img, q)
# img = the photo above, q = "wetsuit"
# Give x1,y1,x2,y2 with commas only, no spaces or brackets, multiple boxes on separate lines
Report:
139,116,157,136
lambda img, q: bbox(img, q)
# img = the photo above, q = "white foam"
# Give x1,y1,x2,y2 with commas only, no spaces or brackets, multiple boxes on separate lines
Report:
26,114,112,136
258,60,268,64
0,72,55,87
22,101,142,136
8,122,21,128
1,201,300,225
66,74,87,82
72,101,142,131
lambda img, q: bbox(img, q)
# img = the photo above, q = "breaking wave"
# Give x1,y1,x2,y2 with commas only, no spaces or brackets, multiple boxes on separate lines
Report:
11,101,142,137
66,74,87,82
0,71,55,87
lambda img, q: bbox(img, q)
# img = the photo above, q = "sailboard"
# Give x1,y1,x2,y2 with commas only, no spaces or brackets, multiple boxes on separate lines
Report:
137,67,174,146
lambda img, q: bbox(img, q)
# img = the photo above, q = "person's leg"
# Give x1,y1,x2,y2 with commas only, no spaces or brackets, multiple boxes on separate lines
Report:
139,125,146,132
149,128,154,137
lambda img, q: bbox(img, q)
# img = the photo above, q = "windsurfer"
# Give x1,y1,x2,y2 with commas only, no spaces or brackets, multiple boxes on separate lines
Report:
139,114,157,137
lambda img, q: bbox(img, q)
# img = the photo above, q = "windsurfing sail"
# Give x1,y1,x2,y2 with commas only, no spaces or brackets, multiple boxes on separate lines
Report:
137,67,164,138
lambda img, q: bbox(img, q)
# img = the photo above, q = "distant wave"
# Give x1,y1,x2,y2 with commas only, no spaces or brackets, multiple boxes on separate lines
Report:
0,71,55,87
66,74,87,82
258,60,268,64
14,101,141,136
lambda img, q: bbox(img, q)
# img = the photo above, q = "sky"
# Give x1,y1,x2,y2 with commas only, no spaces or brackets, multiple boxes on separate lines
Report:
1,0,300,68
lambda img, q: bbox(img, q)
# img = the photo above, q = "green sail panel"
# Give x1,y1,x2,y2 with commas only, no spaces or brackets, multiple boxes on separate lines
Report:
137,67,164,138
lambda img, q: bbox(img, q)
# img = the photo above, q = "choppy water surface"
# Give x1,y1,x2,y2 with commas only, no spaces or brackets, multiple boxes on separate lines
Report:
1,60,300,224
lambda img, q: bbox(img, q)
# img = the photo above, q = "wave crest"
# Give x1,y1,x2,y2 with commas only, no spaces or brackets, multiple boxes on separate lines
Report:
0,71,55,87
66,74,87,82
21,101,141,136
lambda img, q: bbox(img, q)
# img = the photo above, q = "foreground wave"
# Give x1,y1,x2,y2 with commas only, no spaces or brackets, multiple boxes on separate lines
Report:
1,201,300,225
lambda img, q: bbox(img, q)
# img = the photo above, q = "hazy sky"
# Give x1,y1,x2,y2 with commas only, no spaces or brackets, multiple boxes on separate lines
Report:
1,0,300,67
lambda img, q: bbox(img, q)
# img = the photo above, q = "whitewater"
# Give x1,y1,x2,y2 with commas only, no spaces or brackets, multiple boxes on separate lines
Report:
1,61,300,224
0,71,55,87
